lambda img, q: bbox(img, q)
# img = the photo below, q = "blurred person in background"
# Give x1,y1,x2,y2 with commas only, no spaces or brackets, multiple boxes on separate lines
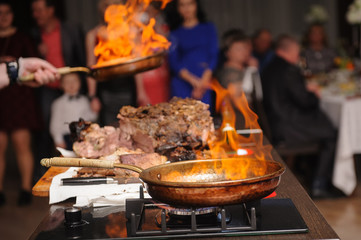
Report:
50,73,97,150
0,0,41,206
302,23,336,74
217,31,262,129
252,28,274,73
262,35,342,199
135,1,170,106
166,0,218,108
86,0,136,126
31,0,85,176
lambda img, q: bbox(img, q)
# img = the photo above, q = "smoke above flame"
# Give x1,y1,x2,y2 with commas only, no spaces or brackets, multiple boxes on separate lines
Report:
94,0,171,66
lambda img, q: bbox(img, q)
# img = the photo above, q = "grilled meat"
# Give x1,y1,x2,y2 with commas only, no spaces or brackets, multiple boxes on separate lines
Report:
71,98,215,161
118,97,215,160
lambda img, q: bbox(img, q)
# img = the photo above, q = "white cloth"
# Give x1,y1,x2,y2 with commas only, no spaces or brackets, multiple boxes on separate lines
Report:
50,94,97,145
49,167,150,207
332,99,361,195
321,95,361,195
242,66,263,101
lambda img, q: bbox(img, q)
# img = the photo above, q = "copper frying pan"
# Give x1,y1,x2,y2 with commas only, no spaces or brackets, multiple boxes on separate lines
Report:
41,157,285,207
19,51,165,82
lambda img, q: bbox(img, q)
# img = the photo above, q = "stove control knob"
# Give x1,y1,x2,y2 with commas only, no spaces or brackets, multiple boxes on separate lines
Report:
64,207,82,226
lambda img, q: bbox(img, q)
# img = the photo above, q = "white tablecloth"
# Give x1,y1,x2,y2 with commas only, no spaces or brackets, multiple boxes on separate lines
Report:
320,96,361,195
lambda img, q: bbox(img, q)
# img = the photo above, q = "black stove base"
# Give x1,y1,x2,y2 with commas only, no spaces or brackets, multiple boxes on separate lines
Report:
32,198,308,240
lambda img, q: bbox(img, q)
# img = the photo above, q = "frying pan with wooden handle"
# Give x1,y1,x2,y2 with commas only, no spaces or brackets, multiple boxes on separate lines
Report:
41,157,285,207
19,51,166,82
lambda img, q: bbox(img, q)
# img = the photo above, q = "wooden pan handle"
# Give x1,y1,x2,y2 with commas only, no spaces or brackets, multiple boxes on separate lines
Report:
18,67,91,82
40,157,143,173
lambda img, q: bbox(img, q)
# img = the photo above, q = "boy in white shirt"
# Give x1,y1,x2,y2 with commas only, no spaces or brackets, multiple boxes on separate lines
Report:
50,73,97,150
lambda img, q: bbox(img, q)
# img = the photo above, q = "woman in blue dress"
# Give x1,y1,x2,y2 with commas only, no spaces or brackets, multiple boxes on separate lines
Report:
167,0,218,107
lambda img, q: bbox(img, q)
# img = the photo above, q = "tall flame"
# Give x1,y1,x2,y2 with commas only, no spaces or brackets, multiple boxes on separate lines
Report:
209,80,272,162
164,80,273,182
94,0,171,66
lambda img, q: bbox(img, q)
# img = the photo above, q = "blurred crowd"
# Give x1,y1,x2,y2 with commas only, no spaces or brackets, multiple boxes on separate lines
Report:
0,0,345,207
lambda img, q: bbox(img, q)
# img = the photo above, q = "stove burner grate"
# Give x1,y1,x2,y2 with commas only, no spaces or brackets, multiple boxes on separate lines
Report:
126,186,256,237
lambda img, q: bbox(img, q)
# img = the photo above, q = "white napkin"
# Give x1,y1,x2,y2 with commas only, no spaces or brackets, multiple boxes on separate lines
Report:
49,167,150,207
56,147,78,157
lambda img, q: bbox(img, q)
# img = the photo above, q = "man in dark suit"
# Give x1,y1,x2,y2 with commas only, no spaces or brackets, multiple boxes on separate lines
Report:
262,35,342,198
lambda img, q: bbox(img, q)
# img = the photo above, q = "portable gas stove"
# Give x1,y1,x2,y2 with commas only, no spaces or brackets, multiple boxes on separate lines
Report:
31,187,308,239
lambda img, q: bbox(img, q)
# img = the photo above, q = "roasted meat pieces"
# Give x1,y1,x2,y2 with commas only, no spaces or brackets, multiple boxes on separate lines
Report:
72,98,215,161
73,123,133,159
118,97,215,161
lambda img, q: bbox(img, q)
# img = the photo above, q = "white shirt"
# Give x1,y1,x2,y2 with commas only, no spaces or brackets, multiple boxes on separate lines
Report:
50,94,97,145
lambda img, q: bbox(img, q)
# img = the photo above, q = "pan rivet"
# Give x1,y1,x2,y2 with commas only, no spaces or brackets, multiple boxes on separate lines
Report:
157,173,161,180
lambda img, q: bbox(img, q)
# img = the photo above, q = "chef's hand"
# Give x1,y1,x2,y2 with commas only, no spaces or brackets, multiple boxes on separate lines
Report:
18,57,60,87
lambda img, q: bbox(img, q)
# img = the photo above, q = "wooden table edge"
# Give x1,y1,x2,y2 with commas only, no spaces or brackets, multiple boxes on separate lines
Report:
32,167,69,197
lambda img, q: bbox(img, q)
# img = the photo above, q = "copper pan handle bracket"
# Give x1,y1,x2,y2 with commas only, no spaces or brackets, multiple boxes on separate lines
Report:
40,157,144,173
19,67,91,82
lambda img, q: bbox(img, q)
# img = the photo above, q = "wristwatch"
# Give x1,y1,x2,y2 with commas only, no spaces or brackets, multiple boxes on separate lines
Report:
6,60,19,85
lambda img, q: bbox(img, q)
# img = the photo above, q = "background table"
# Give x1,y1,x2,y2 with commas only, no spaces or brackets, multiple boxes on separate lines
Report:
321,96,361,195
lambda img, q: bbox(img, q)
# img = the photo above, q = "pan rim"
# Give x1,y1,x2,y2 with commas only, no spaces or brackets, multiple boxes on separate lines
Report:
139,158,286,188
90,50,166,70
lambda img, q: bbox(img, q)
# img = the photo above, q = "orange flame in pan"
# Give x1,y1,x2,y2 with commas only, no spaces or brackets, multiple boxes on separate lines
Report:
209,80,272,161
94,0,171,66
165,80,273,182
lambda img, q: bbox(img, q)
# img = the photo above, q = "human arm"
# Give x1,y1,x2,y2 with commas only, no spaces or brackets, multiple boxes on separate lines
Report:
135,74,151,106
50,99,66,148
192,24,219,99
85,28,101,113
192,68,212,99
247,56,259,68
206,23,219,71
81,97,98,122
179,69,202,88
168,33,202,86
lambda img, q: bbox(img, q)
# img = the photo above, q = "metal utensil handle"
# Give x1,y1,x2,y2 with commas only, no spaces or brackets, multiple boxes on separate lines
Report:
19,67,91,82
40,157,144,173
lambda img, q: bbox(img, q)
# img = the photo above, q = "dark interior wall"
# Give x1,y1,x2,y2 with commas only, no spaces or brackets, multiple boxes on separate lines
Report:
199,0,338,46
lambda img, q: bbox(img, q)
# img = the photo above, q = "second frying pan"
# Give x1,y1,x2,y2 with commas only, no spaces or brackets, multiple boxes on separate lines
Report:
19,51,165,82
